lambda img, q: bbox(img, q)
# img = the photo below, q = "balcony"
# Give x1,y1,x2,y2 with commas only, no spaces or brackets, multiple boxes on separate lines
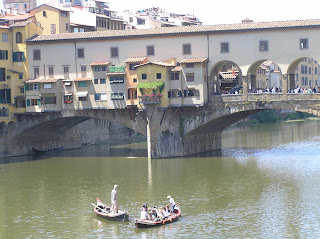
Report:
139,95,162,104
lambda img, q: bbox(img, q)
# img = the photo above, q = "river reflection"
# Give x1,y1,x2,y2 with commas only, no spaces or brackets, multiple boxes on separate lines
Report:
1,119,320,238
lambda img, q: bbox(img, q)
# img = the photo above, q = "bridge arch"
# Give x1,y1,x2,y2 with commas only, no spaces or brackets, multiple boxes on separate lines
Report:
208,60,242,94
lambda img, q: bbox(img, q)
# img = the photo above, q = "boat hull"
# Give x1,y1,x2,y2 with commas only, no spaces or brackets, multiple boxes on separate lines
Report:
93,205,129,221
135,208,181,228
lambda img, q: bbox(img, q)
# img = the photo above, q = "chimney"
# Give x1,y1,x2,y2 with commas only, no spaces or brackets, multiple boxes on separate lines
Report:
241,18,253,23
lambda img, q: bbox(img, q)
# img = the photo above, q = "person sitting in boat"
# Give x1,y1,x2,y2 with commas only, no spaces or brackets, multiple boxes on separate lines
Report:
151,207,158,221
111,185,118,213
142,202,148,211
157,208,165,220
167,195,176,213
162,207,169,218
140,208,148,220
166,205,171,216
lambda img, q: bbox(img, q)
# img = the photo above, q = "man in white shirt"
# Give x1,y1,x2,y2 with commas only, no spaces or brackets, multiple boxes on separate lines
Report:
111,185,118,213
167,195,175,213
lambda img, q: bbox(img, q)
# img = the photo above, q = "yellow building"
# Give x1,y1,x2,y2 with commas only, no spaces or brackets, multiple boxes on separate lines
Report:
135,58,176,108
29,4,72,35
0,20,42,123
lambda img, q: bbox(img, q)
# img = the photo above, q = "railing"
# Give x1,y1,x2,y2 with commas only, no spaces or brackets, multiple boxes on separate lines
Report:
139,95,162,104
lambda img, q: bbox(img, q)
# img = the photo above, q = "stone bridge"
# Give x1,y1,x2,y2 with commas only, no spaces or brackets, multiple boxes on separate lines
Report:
1,93,320,158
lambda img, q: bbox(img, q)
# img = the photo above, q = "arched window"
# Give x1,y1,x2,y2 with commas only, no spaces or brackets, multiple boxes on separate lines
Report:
305,78,308,85
301,65,304,74
305,65,308,75
1,107,6,116
301,77,304,85
16,32,22,43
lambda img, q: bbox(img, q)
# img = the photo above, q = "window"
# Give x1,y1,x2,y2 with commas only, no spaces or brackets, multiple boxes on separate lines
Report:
221,42,229,53
259,40,268,51
300,38,308,49
305,65,307,74
34,67,39,79
0,50,8,60
66,23,69,31
48,67,54,78
182,44,191,55
77,48,84,58
301,65,304,74
100,79,106,84
316,68,318,74
0,68,5,81
0,89,11,103
64,95,73,103
19,73,23,79
142,74,147,80
95,67,101,71
51,24,56,34
31,99,38,105
16,32,22,43
43,96,56,104
81,66,86,78
137,18,145,25
43,83,52,89
78,81,87,87
102,66,107,71
186,63,194,68
170,72,179,80
63,66,69,79
133,78,137,83
61,11,68,17
79,96,87,101
2,33,8,42
111,47,118,58
95,93,107,101
168,90,182,98
94,79,99,84
186,73,194,82
156,73,161,79
183,89,199,97
309,67,311,74
129,63,138,70
43,11,46,17
33,49,41,60
147,45,155,56
13,52,25,62
20,87,24,93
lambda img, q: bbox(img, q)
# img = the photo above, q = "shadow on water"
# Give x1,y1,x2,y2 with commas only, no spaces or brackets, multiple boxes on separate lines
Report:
0,140,148,165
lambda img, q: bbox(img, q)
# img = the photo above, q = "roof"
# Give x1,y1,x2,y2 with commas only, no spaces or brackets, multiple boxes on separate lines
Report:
9,20,34,28
25,78,59,83
26,19,320,43
28,4,73,13
219,71,239,80
180,58,208,64
125,56,147,63
90,61,110,66
0,13,34,21
135,61,175,68
171,66,182,72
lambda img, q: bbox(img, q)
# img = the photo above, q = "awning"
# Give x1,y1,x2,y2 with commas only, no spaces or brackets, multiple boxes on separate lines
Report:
62,79,73,82
64,93,73,96
64,82,72,86
76,92,88,97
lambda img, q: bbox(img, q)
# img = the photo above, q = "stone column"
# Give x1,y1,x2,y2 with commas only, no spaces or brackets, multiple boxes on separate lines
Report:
282,74,288,100
250,75,257,91
242,75,248,101
288,73,296,90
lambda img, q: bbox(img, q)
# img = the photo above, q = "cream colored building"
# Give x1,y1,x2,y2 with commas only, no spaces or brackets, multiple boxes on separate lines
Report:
25,19,320,113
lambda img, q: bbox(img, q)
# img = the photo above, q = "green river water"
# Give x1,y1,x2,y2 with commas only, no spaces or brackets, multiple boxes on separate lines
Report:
1,119,320,238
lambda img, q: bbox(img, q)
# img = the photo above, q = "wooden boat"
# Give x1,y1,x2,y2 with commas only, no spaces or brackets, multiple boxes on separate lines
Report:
135,204,181,228
91,198,129,221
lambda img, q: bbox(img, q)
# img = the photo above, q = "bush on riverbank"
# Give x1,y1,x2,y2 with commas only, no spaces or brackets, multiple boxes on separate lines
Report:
236,110,313,127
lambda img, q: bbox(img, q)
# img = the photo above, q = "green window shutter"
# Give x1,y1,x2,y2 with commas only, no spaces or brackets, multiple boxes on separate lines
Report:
22,52,25,62
37,99,41,106
27,99,30,106
25,84,29,91
12,52,17,62
5,50,8,60
6,89,11,103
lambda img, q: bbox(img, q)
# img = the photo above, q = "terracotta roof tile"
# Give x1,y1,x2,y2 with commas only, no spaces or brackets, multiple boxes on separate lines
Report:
135,61,175,68
125,56,147,63
171,66,182,72
107,72,126,75
27,19,320,43
0,13,33,21
180,58,208,63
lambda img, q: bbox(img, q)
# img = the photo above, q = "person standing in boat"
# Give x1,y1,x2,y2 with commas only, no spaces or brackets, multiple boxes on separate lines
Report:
111,185,118,213
167,195,175,213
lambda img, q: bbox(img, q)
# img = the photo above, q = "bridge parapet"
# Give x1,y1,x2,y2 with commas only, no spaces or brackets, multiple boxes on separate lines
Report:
222,93,320,102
